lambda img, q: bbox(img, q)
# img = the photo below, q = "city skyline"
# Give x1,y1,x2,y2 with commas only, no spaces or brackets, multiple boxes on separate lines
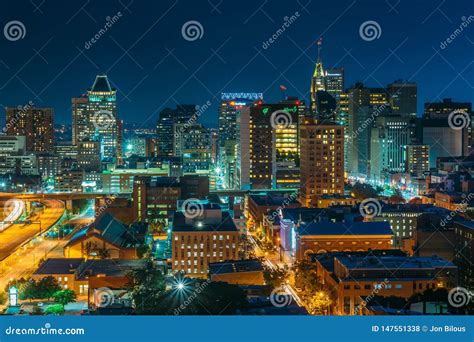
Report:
0,0,473,127
0,0,473,323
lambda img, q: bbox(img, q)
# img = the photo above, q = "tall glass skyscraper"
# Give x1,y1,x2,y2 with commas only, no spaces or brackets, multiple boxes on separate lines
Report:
72,75,121,164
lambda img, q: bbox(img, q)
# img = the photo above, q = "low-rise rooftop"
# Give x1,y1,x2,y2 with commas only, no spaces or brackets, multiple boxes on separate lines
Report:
298,221,392,236
209,260,263,275
33,258,84,275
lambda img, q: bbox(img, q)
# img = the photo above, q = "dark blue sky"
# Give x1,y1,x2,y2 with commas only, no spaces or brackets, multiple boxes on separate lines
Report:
0,0,473,127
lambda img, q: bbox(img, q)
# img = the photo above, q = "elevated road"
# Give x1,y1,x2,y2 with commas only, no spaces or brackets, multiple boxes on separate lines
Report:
0,192,109,201
0,199,65,261
0,199,25,232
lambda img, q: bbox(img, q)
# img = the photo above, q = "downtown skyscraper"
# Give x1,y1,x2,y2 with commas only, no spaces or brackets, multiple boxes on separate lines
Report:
218,93,262,189
156,105,196,158
5,107,54,153
249,100,301,189
299,117,344,207
309,39,345,120
72,75,122,164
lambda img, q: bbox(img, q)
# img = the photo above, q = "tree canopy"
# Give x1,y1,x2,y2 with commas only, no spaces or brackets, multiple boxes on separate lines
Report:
52,289,77,306
351,183,379,200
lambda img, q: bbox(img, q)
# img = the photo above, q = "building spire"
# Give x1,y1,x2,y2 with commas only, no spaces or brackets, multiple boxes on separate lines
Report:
310,37,326,112
317,37,323,63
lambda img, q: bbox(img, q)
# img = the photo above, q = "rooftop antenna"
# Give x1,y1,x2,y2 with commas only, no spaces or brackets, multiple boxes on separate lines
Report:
279,85,287,101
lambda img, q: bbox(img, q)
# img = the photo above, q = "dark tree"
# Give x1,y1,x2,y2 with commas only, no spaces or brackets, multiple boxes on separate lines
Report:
36,276,61,300
351,183,378,200
128,261,166,313
262,264,288,288
156,279,247,315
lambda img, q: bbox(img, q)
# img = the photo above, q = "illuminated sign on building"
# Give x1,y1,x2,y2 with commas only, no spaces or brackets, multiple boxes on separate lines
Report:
221,93,263,100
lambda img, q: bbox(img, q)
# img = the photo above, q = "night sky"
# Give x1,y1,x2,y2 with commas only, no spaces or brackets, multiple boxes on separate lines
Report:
0,0,473,128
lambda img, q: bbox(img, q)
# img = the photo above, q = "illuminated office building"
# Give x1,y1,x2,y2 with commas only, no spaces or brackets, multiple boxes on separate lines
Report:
369,115,412,180
5,107,54,153
72,96,90,145
174,123,211,174
77,140,101,172
172,203,239,277
72,75,121,164
218,93,261,189
309,39,344,117
249,101,300,189
156,108,175,157
339,92,350,174
404,144,429,177
87,75,119,162
218,94,262,151
347,83,389,176
387,80,417,117
423,98,474,154
325,68,344,99
156,105,196,158
299,117,344,207
424,98,471,118
235,106,251,190
422,119,468,168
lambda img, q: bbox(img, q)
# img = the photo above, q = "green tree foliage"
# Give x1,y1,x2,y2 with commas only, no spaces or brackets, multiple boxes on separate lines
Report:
5,277,61,301
44,304,64,315
52,289,77,306
262,264,288,288
293,261,335,314
36,276,61,300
